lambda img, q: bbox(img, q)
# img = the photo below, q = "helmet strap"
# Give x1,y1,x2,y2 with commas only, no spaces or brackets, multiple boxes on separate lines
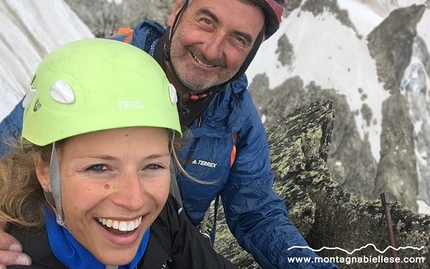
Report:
228,25,265,83
163,0,187,62
163,2,222,100
44,142,66,227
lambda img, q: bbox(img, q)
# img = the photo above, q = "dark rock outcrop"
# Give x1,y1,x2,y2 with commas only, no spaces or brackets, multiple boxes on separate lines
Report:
64,0,174,37
368,4,427,212
249,78,377,202
367,4,426,93
373,93,418,212
214,101,430,268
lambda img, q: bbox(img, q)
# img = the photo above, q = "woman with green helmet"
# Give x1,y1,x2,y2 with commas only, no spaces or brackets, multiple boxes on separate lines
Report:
0,38,235,269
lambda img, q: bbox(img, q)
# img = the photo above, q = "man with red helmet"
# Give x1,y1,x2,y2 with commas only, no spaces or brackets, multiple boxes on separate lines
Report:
0,0,338,268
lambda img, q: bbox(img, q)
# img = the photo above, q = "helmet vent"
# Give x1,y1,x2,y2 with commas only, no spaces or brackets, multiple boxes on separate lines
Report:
22,85,37,109
33,100,41,112
50,80,75,104
169,84,178,104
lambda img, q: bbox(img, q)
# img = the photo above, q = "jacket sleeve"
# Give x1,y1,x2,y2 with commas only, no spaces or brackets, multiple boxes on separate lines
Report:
221,89,338,269
0,100,24,158
163,195,236,269
6,224,68,269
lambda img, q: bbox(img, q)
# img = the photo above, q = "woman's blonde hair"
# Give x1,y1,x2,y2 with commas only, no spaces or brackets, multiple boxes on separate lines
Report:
0,139,52,229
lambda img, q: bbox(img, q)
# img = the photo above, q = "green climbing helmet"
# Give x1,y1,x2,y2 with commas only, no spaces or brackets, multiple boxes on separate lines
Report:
22,38,182,146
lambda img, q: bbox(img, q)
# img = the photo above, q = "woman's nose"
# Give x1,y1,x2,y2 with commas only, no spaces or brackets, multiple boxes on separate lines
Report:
111,172,145,211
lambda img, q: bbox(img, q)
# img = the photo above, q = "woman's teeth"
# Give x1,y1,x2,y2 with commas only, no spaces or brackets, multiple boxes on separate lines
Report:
98,216,142,232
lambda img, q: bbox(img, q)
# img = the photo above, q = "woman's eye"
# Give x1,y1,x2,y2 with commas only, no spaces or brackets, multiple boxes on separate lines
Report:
145,164,163,170
86,164,107,171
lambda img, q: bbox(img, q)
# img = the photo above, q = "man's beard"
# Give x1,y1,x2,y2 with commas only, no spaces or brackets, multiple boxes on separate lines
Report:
169,31,240,92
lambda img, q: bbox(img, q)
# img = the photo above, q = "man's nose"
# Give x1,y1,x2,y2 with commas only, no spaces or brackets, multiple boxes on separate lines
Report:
200,33,226,62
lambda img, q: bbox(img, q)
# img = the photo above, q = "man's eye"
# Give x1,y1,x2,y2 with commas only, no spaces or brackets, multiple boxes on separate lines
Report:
86,164,107,171
233,35,249,47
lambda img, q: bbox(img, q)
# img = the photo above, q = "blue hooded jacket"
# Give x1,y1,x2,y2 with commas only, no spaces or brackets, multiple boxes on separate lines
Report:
0,21,337,269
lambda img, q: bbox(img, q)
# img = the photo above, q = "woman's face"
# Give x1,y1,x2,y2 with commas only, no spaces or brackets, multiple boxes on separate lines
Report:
37,127,171,265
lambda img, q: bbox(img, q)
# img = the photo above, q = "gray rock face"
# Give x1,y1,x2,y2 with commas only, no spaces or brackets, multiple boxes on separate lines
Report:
401,33,430,210
373,93,418,211
64,0,174,37
249,76,378,201
214,101,430,268
367,4,425,93
368,4,426,212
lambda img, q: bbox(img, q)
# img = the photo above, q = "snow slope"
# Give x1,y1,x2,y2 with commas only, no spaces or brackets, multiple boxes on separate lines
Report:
246,0,429,162
0,0,93,121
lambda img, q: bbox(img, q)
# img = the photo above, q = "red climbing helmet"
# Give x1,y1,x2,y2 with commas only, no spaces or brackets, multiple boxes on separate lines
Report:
253,0,285,38
181,0,285,39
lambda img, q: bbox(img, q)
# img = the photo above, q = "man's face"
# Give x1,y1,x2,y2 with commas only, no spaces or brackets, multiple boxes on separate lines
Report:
167,0,265,92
